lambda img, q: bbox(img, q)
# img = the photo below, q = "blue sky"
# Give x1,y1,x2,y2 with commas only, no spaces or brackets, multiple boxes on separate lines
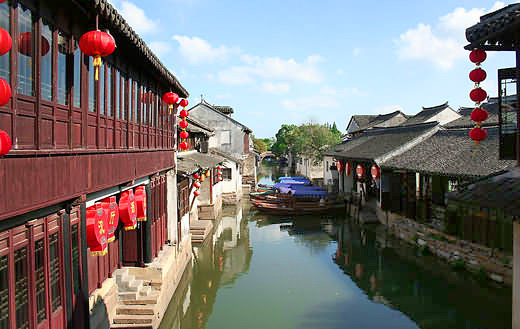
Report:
108,0,516,138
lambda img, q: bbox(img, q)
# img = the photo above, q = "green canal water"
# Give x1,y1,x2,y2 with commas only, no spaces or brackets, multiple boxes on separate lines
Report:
159,165,512,329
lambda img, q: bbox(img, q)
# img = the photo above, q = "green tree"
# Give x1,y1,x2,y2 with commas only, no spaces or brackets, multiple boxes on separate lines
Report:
271,124,298,158
252,136,267,153
294,123,341,163
262,137,275,150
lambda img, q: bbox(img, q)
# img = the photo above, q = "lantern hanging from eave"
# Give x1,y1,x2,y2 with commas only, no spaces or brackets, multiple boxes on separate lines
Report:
346,162,351,176
178,101,189,151
180,109,189,118
179,130,189,139
0,129,11,156
336,160,343,172
218,176,223,182
371,164,380,180
468,48,488,145
119,189,137,230
179,120,188,129
0,78,11,106
86,203,108,256
193,181,201,188
193,173,200,180
356,164,365,179
18,32,50,57
162,91,179,115
0,27,11,57
79,30,116,80
194,190,200,197
134,186,147,222
179,141,188,151
179,99,189,108
101,196,119,243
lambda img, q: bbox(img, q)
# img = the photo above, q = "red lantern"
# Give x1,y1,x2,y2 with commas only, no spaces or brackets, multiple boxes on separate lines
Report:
194,190,200,197
469,68,486,83
0,28,11,56
356,164,365,179
179,131,189,139
336,161,343,172
180,109,189,118
86,203,108,256
179,142,188,150
0,130,11,155
101,196,119,243
162,92,179,113
193,182,201,188
119,190,137,231
193,173,201,180
469,127,488,143
18,32,50,57
179,120,188,129
135,186,147,222
469,49,486,64
470,88,487,103
79,30,116,80
179,99,189,108
218,176,223,181
346,162,351,176
217,171,222,176
371,164,380,180
470,108,488,123
0,78,11,106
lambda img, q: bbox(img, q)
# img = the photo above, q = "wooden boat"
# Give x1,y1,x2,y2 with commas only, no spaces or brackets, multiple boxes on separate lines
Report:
250,197,343,215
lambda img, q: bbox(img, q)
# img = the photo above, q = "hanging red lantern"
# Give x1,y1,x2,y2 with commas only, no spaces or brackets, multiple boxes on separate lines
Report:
180,109,189,118
194,190,200,197
217,166,221,170
193,173,201,180
469,68,487,83
101,196,119,243
217,171,222,176
179,130,189,139
119,190,137,231
179,120,188,129
0,28,11,56
0,130,11,156
356,164,365,179
193,181,201,188
336,161,343,172
470,88,487,103
179,99,189,108
18,32,50,57
0,78,11,106
218,176,223,182
79,30,116,80
135,186,147,222
179,142,188,150
371,164,380,180
469,127,488,144
86,203,108,256
162,91,179,114
470,108,488,123
346,162,351,176
469,49,486,64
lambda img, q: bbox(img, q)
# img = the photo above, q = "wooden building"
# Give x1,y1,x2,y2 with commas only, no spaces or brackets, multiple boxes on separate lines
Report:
0,0,189,328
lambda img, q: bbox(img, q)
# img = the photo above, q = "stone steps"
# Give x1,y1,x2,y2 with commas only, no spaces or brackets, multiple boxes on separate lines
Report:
116,304,155,316
112,314,154,325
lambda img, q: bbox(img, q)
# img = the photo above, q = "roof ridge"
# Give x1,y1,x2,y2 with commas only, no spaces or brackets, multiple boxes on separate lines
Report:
422,101,449,110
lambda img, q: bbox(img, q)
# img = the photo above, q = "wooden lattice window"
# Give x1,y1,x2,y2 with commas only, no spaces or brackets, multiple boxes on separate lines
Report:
49,233,62,312
35,239,47,324
71,223,81,296
498,67,518,160
14,247,29,329
222,168,232,180
178,179,189,218
0,255,8,329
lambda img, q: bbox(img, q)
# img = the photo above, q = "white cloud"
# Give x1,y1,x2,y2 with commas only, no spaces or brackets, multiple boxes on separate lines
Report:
281,95,341,110
396,2,506,69
173,35,239,64
115,1,158,35
262,82,291,94
149,41,172,58
219,55,323,85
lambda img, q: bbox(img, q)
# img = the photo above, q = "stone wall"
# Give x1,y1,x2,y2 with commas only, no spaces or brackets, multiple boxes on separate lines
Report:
242,153,257,185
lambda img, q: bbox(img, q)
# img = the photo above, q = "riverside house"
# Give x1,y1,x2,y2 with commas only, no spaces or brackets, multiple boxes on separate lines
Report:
0,1,191,328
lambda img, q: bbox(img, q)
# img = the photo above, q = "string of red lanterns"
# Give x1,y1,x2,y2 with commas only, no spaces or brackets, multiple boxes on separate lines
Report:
162,91,179,115
178,99,189,151
193,172,201,197
468,49,488,145
217,166,223,182
0,22,11,156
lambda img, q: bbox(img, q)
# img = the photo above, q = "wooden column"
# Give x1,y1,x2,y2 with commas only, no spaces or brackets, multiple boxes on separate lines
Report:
514,220,520,329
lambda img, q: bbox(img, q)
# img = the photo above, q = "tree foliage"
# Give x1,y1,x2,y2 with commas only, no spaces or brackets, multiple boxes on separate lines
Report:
252,136,267,153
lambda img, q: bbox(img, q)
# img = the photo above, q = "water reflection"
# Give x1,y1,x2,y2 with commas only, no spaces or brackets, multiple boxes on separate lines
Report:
160,165,511,329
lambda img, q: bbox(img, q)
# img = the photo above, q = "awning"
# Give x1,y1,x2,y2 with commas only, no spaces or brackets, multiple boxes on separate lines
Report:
177,152,225,175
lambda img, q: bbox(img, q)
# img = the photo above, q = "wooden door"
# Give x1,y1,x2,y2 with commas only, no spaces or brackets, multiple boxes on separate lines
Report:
69,208,84,329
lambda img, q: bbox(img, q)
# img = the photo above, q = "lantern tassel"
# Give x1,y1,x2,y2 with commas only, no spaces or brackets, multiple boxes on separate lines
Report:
93,56,102,80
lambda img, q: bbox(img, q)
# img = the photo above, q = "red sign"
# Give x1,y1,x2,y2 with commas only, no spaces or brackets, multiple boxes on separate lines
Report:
119,189,137,230
86,203,108,256
371,164,380,180
135,186,147,222
102,196,120,243
356,164,365,179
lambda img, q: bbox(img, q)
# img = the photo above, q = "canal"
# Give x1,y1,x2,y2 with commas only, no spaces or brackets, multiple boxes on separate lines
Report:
159,165,512,329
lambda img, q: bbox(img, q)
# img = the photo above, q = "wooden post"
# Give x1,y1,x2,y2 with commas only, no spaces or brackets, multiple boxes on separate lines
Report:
516,51,520,166
514,220,520,329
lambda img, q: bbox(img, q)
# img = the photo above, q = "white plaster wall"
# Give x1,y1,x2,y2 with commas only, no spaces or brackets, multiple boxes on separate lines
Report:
220,160,241,194
427,108,461,125
167,169,178,245
323,156,334,185
344,173,354,193
296,156,323,179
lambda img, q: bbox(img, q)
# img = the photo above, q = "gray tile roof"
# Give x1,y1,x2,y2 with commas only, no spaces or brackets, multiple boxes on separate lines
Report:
177,152,225,174
210,148,243,164
325,122,439,162
213,105,234,115
401,102,451,126
184,116,214,135
444,101,499,129
350,111,408,133
447,167,520,217
89,0,188,97
351,115,378,130
465,3,520,50
381,127,516,178
190,101,252,133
